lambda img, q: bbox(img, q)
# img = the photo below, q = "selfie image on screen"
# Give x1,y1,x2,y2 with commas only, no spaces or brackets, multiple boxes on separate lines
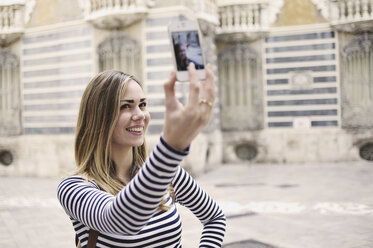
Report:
172,30,204,71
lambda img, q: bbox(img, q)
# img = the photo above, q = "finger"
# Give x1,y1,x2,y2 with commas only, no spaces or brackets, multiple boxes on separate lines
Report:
164,70,177,108
201,64,215,103
198,65,215,117
187,63,200,109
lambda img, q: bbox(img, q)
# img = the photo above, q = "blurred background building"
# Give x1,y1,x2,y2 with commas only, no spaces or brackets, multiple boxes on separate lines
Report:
0,0,372,177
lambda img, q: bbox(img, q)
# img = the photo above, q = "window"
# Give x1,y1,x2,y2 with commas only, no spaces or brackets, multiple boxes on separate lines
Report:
218,44,263,130
0,48,21,136
342,33,373,127
98,32,140,77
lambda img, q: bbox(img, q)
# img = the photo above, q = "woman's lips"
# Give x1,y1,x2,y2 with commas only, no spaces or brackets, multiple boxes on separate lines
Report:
126,126,144,135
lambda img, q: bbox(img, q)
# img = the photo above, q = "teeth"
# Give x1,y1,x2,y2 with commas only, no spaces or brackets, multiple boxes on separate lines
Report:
127,127,143,132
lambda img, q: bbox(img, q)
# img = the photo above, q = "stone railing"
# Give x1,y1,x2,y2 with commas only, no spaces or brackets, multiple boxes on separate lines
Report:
0,2,25,45
185,0,219,27
217,1,270,41
330,0,373,32
83,0,151,29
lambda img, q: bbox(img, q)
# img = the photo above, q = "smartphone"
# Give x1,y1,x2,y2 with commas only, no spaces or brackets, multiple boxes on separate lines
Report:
168,20,206,82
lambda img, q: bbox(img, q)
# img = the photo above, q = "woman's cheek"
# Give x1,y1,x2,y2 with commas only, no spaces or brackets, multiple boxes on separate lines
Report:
145,111,151,127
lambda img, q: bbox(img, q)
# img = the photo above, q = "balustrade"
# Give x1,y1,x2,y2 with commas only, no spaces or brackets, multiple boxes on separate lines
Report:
84,0,149,28
217,2,269,41
0,3,25,45
88,0,146,14
330,0,373,32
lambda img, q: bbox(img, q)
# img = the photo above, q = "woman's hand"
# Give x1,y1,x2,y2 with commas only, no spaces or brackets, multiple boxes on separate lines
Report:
162,63,215,151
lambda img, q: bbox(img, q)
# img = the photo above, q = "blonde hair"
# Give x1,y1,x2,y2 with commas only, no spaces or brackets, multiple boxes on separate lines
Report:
74,70,146,194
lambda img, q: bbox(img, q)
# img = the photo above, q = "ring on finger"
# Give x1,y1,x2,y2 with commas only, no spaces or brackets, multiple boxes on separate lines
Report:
199,99,213,107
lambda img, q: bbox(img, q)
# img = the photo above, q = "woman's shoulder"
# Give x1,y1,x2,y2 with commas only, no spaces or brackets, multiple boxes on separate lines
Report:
58,174,100,190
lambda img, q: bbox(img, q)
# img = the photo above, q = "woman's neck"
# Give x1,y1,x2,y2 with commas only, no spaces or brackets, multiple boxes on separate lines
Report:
111,145,133,184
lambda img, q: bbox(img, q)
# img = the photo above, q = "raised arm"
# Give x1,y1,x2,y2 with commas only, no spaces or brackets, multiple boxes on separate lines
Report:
162,63,215,151
172,167,226,247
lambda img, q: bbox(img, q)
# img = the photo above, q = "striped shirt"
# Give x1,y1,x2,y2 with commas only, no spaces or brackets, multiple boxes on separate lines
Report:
57,137,226,247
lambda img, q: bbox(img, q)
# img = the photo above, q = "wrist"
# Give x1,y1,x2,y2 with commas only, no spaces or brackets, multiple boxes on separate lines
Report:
160,135,190,154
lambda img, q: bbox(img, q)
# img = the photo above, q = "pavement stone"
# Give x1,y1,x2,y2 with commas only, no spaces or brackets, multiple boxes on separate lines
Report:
0,161,372,248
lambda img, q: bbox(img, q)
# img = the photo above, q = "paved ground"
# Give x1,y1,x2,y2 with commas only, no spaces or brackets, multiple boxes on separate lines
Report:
0,161,373,248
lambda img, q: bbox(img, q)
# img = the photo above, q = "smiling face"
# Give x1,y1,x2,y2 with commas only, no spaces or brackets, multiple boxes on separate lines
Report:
178,44,187,60
111,80,150,149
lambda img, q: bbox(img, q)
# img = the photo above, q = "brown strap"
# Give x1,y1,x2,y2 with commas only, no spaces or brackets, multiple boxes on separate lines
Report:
87,229,99,248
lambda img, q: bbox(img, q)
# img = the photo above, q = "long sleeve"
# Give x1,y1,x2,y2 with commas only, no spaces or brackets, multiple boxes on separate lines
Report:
172,167,226,247
57,137,188,235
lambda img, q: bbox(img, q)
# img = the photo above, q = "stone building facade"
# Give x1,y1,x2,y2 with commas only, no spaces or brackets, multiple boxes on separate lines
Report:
0,0,372,177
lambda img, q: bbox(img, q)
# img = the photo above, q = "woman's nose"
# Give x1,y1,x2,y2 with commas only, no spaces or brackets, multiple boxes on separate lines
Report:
132,107,145,121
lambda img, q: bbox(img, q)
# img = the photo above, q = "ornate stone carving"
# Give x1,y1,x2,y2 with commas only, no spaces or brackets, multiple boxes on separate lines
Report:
341,32,373,128
218,43,263,131
0,47,21,136
267,0,285,24
98,31,140,77
24,0,36,23
311,0,329,20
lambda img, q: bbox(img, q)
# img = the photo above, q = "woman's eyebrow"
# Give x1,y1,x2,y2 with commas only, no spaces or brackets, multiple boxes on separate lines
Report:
120,98,146,103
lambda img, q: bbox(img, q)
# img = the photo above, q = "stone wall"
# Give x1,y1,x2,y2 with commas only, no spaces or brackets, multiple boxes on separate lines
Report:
223,129,373,164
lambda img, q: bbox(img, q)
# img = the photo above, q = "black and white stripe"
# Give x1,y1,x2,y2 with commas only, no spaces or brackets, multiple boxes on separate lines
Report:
21,24,93,134
57,137,226,247
264,29,340,128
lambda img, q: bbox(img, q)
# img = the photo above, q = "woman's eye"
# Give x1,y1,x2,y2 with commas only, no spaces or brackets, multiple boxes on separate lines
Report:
139,102,147,108
120,104,130,110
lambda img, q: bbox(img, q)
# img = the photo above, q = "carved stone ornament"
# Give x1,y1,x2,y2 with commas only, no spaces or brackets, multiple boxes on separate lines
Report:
289,71,313,90
98,31,140,76
24,0,36,23
343,32,373,56
341,33,373,128
98,31,139,57
218,43,263,131
311,0,329,20
0,47,19,66
0,47,21,136
267,0,285,24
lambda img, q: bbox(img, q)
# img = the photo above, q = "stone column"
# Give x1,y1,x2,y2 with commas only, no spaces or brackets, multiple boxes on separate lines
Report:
0,48,21,136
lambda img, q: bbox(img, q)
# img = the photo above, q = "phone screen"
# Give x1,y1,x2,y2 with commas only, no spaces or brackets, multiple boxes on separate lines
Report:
171,30,205,71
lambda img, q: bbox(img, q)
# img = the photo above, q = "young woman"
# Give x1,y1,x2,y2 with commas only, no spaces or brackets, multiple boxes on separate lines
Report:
57,63,226,247
174,43,204,71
